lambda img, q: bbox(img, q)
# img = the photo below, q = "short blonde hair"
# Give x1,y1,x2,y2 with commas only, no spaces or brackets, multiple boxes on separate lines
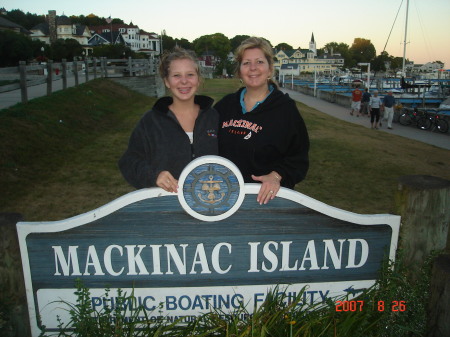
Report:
158,47,201,79
234,37,275,82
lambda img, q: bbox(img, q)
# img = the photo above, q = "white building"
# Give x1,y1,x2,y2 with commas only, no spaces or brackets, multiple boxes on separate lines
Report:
30,10,91,47
30,11,161,57
275,33,344,76
89,23,161,56
415,62,444,73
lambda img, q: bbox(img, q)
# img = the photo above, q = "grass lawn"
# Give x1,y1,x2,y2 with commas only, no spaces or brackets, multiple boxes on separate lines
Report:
297,100,450,214
1,78,449,221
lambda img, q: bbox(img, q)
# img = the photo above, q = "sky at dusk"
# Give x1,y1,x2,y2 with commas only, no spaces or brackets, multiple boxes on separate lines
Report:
4,0,450,68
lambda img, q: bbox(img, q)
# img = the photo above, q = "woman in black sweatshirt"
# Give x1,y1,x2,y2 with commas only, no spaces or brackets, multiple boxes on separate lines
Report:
119,48,218,192
215,37,309,205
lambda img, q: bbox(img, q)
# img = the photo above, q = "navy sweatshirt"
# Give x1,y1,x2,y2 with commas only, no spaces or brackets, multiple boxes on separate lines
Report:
215,87,309,189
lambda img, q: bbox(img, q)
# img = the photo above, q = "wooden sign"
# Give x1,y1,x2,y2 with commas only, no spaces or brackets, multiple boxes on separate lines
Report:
17,156,400,336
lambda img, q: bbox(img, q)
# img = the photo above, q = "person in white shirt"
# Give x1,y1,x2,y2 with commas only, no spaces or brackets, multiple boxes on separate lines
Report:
369,90,382,129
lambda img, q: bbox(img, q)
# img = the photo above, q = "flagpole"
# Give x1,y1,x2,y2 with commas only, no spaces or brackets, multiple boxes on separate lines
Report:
106,15,113,45
110,20,113,45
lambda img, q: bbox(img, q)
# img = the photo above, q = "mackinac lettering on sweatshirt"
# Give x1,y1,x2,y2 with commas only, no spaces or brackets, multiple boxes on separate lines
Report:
221,119,263,133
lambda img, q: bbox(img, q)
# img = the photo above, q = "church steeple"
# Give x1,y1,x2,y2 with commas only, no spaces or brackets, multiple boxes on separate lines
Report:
309,32,317,57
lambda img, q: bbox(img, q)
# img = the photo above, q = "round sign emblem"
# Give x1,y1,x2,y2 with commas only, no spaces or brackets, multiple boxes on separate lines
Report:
178,155,245,222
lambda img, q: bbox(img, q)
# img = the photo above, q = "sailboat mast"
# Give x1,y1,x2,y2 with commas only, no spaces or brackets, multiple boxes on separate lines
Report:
402,0,409,76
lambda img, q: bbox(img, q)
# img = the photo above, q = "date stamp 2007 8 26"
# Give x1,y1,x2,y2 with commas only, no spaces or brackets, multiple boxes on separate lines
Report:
335,300,407,312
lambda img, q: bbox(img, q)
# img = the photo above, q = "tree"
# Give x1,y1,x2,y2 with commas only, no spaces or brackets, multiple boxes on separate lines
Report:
31,39,47,62
391,56,406,74
161,33,176,52
193,33,231,76
371,51,390,73
65,39,84,60
275,43,293,51
111,18,124,25
323,42,343,54
174,38,192,50
69,14,124,26
322,42,351,68
87,13,105,26
92,44,133,59
192,33,231,60
230,35,250,51
4,9,45,30
0,30,33,66
159,34,193,52
5,9,28,27
50,39,83,61
349,38,376,67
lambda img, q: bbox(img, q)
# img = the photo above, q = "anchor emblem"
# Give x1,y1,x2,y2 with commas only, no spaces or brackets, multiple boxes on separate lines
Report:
198,175,225,204
178,156,244,221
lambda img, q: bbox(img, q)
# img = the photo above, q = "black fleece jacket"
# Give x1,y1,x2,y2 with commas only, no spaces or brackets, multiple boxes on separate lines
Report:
214,87,309,189
118,95,219,189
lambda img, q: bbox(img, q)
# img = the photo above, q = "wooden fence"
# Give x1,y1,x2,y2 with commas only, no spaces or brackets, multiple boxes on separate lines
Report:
0,57,159,104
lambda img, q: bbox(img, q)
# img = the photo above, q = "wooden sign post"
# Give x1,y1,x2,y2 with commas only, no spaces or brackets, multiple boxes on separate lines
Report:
17,156,400,336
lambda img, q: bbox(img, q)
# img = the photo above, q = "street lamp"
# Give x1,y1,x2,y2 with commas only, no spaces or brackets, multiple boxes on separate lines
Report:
358,62,370,89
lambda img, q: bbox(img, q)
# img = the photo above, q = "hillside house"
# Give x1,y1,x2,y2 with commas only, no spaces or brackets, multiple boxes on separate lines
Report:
0,16,31,35
89,23,161,56
30,10,91,52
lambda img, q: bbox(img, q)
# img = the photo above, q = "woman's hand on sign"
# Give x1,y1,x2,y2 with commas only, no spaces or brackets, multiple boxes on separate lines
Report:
252,171,281,205
156,171,178,193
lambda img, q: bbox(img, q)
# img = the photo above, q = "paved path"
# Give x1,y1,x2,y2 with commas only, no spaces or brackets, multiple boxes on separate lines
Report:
281,88,450,151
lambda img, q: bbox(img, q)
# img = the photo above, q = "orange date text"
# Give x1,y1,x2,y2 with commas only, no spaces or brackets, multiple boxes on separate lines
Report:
335,300,407,312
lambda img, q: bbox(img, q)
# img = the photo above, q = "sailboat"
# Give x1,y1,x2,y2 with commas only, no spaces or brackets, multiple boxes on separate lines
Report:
397,0,425,98
396,0,442,99
397,0,433,82
400,0,409,78
396,1,450,112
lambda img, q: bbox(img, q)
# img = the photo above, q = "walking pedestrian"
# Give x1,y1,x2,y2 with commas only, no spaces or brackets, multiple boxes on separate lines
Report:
382,90,396,129
361,88,371,116
350,85,362,117
369,90,382,129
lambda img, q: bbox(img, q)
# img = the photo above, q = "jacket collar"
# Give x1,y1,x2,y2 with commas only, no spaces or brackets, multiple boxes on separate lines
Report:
153,95,214,114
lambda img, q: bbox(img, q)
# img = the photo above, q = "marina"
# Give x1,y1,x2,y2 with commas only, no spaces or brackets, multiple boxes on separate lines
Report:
281,76,450,120
279,0,450,124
